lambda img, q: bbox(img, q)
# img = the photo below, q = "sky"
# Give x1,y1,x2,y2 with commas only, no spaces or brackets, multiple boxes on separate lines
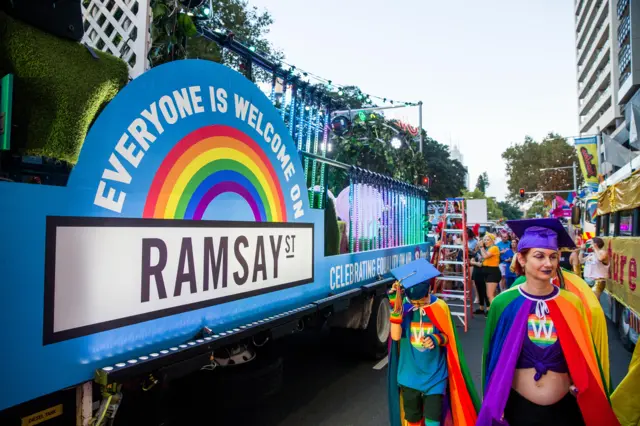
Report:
247,0,579,201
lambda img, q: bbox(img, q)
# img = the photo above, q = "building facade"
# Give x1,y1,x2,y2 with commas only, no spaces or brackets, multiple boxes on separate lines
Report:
575,0,622,135
574,0,640,181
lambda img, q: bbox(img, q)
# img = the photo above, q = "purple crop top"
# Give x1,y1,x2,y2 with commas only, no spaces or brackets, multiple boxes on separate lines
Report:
515,287,569,381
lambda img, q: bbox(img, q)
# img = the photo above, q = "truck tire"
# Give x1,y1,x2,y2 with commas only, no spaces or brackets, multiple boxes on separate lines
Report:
362,294,390,359
619,306,635,352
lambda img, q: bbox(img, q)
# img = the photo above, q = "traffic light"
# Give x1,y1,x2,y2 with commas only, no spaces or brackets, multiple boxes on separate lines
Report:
519,188,525,198
420,176,430,188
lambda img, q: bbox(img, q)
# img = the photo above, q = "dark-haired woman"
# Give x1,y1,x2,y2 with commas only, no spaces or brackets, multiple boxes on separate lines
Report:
478,219,618,426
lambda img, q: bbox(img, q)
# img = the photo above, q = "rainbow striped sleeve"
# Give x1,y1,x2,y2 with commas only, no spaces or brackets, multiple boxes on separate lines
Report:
431,332,448,346
388,290,397,307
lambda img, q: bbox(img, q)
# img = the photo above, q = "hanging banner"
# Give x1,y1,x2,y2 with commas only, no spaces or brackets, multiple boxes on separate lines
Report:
602,237,640,317
574,136,599,191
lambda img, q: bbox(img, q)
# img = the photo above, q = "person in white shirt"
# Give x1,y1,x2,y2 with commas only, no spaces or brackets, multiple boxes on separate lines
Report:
578,237,609,288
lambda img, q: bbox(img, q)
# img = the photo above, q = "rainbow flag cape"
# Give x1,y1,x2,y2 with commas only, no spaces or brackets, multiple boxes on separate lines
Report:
561,269,611,391
478,286,618,426
510,270,611,391
612,342,640,426
388,298,480,426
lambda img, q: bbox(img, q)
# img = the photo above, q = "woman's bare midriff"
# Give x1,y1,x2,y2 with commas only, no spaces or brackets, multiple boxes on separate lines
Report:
512,368,572,406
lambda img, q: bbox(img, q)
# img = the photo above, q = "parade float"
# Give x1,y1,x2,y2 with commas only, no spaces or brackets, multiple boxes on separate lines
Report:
0,7,431,426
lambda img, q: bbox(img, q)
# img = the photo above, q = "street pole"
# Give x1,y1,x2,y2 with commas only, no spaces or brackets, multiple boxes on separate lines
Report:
524,190,575,194
418,101,423,153
331,103,415,116
572,161,578,193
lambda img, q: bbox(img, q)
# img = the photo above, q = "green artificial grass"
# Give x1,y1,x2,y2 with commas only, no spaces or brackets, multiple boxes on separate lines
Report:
0,12,129,164
324,197,341,256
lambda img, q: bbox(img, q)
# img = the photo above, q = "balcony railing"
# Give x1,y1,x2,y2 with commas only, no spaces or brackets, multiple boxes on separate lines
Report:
578,12,608,67
580,61,610,113
577,0,604,50
618,15,631,46
581,61,606,97
579,45,608,88
577,0,596,37
581,86,611,120
617,0,629,18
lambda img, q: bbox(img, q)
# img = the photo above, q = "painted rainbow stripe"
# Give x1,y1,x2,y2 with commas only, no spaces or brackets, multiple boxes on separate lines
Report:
527,314,558,347
144,125,287,222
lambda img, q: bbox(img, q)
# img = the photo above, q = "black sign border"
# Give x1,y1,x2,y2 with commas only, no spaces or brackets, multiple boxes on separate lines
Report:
43,216,315,345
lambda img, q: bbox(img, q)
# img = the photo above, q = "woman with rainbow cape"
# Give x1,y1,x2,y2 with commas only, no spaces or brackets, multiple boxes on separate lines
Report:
508,220,611,392
479,218,618,426
387,259,480,426
510,269,611,392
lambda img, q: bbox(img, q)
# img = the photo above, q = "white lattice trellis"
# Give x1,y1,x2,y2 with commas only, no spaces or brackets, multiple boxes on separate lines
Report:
81,0,151,78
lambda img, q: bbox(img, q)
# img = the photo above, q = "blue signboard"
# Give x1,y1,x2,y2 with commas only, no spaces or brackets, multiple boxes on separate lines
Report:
0,60,428,411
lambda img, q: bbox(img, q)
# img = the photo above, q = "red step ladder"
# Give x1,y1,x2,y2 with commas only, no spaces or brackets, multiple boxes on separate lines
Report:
433,198,472,331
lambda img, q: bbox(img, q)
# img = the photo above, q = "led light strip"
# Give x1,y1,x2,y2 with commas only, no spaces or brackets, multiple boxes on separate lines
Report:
99,305,316,374
317,108,329,209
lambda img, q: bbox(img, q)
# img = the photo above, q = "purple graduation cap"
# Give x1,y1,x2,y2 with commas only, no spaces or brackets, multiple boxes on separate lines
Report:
506,218,576,252
390,258,441,289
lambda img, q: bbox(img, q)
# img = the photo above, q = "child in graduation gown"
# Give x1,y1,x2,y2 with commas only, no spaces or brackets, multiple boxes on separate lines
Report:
387,278,479,426
479,218,618,426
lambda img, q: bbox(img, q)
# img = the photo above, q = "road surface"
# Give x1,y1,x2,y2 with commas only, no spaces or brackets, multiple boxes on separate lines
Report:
163,314,633,426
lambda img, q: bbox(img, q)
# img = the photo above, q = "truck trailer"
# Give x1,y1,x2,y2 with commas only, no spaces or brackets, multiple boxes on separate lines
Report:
0,55,431,425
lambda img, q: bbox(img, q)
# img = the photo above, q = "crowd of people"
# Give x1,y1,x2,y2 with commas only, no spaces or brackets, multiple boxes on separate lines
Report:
467,225,610,317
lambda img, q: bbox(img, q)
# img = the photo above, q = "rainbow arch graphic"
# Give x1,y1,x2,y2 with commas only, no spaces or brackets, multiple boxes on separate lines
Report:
143,125,287,222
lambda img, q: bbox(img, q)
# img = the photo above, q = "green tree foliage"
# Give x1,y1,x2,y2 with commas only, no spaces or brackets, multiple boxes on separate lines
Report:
328,117,467,200
462,189,504,220
497,201,523,220
475,171,489,193
149,0,282,79
502,133,582,203
526,200,547,218
422,137,468,200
